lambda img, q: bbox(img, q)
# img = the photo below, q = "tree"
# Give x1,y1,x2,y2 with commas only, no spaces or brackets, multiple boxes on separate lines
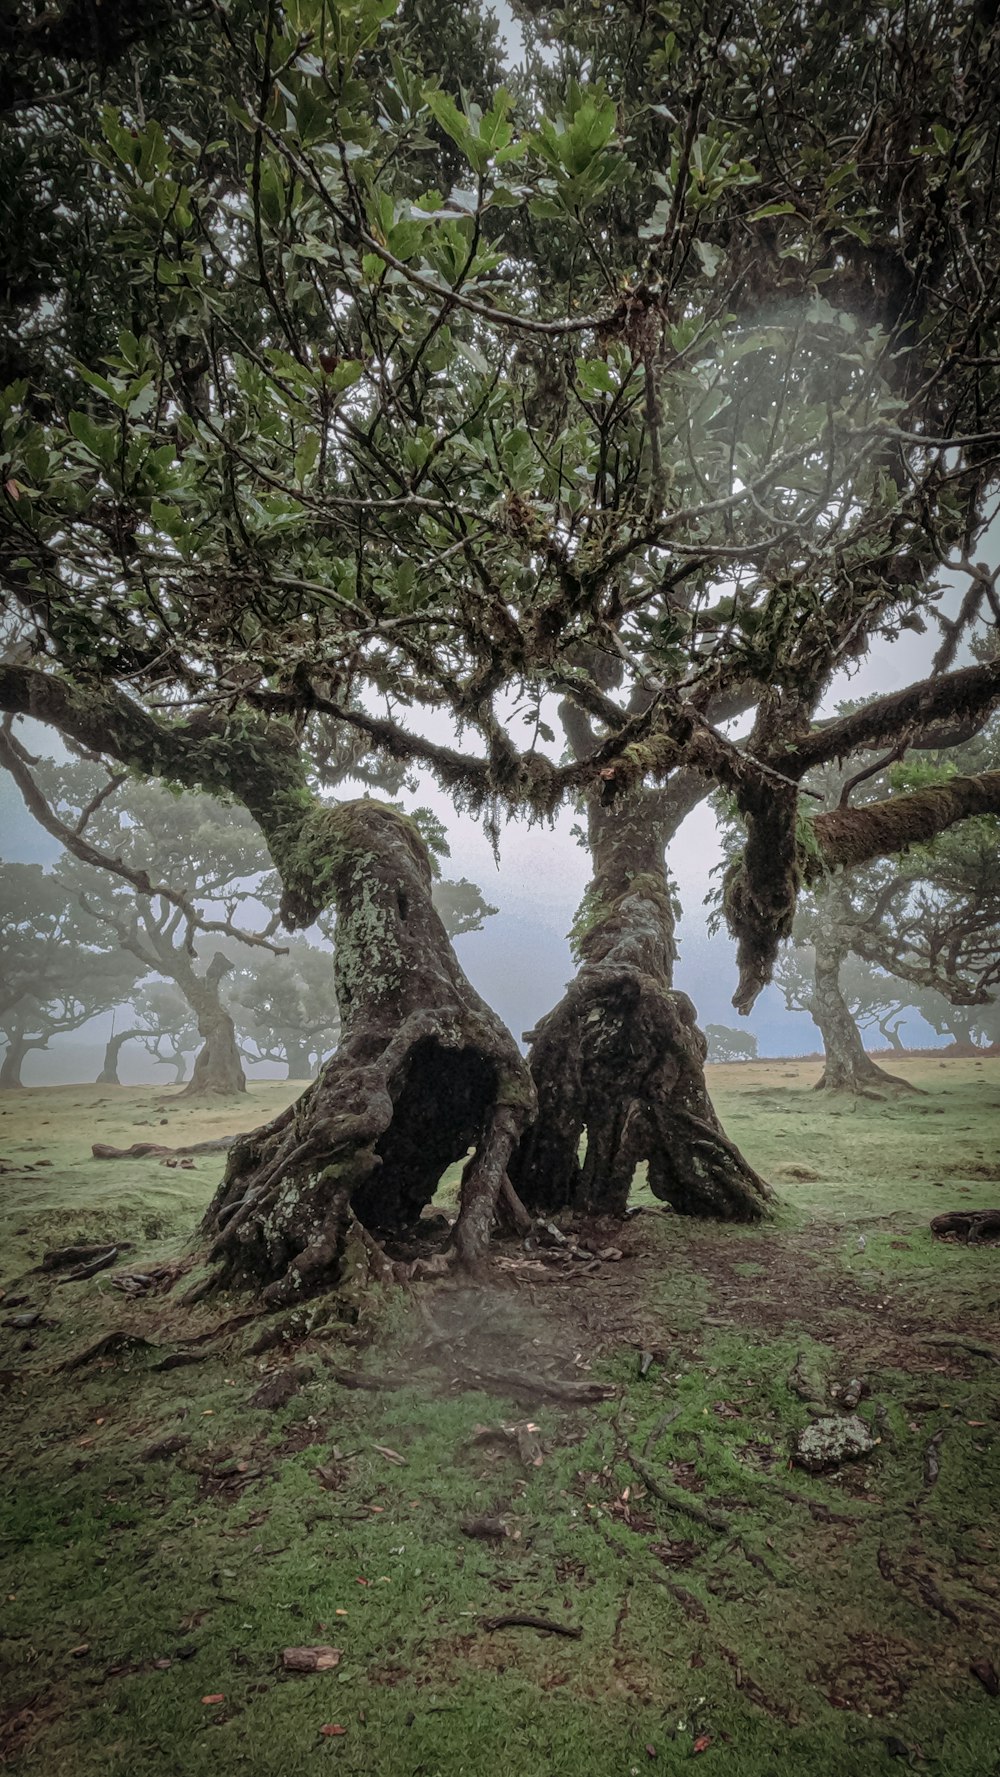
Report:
777,712,1000,1092
231,937,339,1080
3,0,1000,1296
106,981,203,1084
231,871,496,1080
705,1025,758,1064
0,862,139,1086
913,985,1000,1054
8,757,285,1097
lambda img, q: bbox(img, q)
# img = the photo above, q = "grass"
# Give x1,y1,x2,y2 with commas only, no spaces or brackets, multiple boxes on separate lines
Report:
1,1059,998,1774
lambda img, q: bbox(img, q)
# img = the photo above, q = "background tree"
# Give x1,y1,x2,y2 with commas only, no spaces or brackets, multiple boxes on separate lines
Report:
0,861,139,1086
95,981,203,1085
231,937,340,1080
778,712,1000,1093
704,1024,758,1065
911,984,1000,1055
8,757,285,1097
3,0,1000,1294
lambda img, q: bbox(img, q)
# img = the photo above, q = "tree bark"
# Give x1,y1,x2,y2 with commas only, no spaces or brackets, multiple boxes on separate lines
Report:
202,802,535,1304
509,784,770,1221
811,941,916,1095
178,953,246,1098
96,1026,140,1085
284,1040,315,1081
0,1032,46,1088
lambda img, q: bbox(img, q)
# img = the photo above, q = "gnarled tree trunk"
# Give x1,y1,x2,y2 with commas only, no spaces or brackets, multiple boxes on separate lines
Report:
96,1026,140,1085
203,802,535,1305
509,784,770,1221
0,1031,44,1088
179,953,246,1098
811,941,916,1095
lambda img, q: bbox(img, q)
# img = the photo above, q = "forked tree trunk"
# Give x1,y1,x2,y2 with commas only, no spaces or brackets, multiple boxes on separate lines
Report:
96,1027,140,1085
179,954,246,1098
203,802,535,1305
509,786,770,1221
811,943,917,1095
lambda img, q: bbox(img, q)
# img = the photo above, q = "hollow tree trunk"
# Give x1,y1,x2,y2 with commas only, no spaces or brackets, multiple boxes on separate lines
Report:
179,954,246,1098
96,1027,140,1085
509,785,770,1221
811,942,916,1095
202,802,535,1305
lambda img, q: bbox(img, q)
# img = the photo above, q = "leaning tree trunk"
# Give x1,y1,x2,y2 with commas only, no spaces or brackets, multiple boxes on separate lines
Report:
0,1033,35,1088
811,942,916,1095
202,802,535,1306
509,785,770,1222
178,954,246,1098
96,1027,140,1086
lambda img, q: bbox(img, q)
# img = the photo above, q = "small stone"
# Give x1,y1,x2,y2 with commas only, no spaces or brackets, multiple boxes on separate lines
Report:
793,1414,877,1473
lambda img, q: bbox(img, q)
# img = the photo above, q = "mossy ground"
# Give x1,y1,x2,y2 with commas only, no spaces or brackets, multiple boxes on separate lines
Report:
1,1058,998,1774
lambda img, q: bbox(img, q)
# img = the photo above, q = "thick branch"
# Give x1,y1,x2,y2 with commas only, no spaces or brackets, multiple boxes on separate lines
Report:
811,772,1000,874
0,726,285,953
786,661,1000,775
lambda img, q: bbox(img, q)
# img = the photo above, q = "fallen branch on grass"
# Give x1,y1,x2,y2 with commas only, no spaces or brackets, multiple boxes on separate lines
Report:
930,1208,1000,1244
481,1614,582,1639
91,1137,235,1160
39,1242,132,1272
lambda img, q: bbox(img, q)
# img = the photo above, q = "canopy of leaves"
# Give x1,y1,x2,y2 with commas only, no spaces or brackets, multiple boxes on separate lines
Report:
2,0,1000,1007
0,860,140,1048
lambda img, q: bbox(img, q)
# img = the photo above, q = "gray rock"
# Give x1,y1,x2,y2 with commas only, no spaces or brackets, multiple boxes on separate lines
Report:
793,1414,877,1473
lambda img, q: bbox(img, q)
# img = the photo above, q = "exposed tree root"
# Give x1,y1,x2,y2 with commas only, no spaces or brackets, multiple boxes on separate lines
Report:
481,1615,582,1638
625,1448,730,1533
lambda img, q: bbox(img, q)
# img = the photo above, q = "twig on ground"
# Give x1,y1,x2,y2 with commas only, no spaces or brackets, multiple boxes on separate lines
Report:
924,1427,945,1488
643,1405,683,1457
625,1449,729,1533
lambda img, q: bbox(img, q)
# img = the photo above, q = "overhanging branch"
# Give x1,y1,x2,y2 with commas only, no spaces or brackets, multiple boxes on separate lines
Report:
810,771,1000,874
785,661,1000,774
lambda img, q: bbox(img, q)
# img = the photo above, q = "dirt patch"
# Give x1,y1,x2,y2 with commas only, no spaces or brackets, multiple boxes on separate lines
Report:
820,1630,927,1714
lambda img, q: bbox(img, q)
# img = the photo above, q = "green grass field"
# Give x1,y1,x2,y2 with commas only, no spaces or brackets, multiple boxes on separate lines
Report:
1,1057,998,1775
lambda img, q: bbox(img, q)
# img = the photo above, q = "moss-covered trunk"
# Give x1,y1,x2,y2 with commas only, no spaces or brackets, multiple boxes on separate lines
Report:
509,787,770,1221
811,940,915,1095
203,802,535,1305
178,954,246,1099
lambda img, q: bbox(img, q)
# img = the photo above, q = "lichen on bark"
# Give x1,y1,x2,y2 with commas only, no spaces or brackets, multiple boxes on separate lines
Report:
509,784,771,1223
202,800,535,1302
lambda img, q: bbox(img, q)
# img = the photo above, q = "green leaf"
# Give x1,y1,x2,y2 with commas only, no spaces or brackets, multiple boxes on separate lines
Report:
68,411,117,468
694,240,723,279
